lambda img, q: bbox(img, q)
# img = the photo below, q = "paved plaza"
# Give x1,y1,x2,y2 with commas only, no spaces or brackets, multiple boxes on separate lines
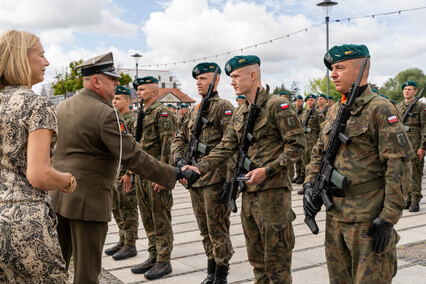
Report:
95,180,426,284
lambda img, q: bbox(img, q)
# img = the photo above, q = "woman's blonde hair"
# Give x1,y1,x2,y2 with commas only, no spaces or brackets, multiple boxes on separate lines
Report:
0,30,40,89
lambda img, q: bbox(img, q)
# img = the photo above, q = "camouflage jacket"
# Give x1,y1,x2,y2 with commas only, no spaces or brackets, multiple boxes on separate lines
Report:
197,86,307,192
172,93,234,187
316,105,328,127
306,87,413,224
396,100,426,151
118,111,136,177
141,100,176,164
296,105,307,121
175,112,189,136
300,106,321,145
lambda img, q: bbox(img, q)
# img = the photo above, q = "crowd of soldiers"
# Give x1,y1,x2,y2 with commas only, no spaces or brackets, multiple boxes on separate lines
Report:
45,43,422,284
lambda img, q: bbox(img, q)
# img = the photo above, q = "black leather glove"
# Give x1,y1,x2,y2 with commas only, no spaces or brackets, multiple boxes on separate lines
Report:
303,183,322,217
220,182,231,204
175,158,184,168
367,217,393,254
174,167,200,188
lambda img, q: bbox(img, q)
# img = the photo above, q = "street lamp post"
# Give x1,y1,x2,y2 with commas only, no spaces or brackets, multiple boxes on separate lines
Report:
317,0,338,97
131,53,143,108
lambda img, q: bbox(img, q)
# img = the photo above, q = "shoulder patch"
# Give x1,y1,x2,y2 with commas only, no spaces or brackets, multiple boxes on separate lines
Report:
225,110,232,116
424,108,426,111
396,133,406,146
161,112,168,117
281,103,289,110
120,123,128,134
387,115,398,124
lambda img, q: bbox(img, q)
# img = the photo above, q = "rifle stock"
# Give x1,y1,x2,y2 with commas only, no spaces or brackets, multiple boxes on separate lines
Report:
304,56,369,234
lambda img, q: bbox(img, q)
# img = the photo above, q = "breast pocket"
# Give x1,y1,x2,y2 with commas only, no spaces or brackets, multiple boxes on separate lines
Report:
345,122,376,159
253,117,274,143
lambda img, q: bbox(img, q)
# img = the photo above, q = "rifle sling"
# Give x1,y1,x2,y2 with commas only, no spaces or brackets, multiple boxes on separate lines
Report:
332,176,386,197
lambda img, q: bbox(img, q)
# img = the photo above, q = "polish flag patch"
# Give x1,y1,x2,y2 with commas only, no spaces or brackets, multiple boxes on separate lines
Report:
224,110,232,116
161,112,168,117
424,108,426,111
281,103,289,110
387,115,398,124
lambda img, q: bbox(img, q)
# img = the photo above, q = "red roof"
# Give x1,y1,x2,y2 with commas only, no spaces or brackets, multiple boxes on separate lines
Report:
158,88,195,103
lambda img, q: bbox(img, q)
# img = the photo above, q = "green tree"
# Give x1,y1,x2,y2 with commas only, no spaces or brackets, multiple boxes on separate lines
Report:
306,76,341,101
119,72,132,86
380,68,426,103
272,83,293,100
52,60,83,98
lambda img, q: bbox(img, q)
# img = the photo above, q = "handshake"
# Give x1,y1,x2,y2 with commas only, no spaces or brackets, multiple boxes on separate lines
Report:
174,166,200,188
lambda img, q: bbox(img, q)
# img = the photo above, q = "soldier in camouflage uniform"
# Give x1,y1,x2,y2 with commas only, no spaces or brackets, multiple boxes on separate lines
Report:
304,44,413,283
298,94,321,193
236,95,246,107
316,93,328,126
396,80,425,212
104,86,139,260
292,95,307,184
130,76,176,280
184,55,307,284
175,104,189,137
173,62,234,284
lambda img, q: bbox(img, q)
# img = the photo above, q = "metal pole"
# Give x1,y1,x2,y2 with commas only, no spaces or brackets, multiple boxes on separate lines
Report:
326,15,330,97
135,63,139,106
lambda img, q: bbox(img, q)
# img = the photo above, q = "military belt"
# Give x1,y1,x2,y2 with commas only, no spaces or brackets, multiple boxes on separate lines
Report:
344,177,386,196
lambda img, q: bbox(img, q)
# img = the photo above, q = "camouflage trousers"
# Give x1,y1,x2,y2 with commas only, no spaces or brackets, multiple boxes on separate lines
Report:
406,156,424,202
325,215,399,284
112,179,139,245
136,176,174,262
0,202,68,283
295,158,304,178
302,142,315,177
287,162,295,179
190,183,234,266
241,188,296,284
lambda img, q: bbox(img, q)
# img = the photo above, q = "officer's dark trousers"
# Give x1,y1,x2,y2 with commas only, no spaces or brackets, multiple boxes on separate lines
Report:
56,214,108,284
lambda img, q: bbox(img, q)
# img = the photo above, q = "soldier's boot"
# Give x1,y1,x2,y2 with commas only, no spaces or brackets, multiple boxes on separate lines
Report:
112,244,137,260
296,176,305,185
131,258,156,274
213,264,229,284
201,258,216,284
405,200,411,210
104,242,123,256
291,177,299,183
409,201,420,212
144,261,172,280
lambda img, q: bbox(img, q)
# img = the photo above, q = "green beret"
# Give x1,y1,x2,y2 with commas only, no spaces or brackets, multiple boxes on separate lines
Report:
304,94,317,102
133,76,159,89
192,62,221,79
76,52,121,79
371,88,378,94
179,104,188,109
324,44,370,71
236,95,246,100
401,80,418,90
327,95,334,100
295,95,303,101
167,104,176,109
278,91,290,96
225,55,261,76
318,94,327,99
115,85,131,96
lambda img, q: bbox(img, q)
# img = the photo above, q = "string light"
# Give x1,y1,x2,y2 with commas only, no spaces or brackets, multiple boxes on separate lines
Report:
139,6,426,68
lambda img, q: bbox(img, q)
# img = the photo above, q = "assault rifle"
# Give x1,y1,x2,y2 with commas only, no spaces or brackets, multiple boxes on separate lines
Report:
224,87,261,213
303,96,318,133
131,98,144,184
304,56,369,234
402,88,424,132
177,68,219,187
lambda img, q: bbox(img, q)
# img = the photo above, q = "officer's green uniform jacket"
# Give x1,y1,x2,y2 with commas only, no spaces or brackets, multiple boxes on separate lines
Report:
197,86,307,192
141,100,175,164
300,106,321,146
173,93,234,187
306,88,413,224
51,89,176,222
396,100,426,151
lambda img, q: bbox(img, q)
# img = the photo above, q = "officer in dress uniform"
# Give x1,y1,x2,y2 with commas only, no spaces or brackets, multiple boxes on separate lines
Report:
50,52,199,284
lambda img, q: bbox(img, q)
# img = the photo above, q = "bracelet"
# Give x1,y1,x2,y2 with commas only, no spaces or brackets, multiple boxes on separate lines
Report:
64,173,75,189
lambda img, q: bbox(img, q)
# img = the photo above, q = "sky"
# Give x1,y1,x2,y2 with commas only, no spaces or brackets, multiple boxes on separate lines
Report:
1,0,426,104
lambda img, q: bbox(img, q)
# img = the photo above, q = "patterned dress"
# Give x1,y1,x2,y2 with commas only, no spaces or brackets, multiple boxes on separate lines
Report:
0,86,68,283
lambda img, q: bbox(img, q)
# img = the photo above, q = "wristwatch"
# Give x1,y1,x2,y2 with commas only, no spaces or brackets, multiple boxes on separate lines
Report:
265,166,274,177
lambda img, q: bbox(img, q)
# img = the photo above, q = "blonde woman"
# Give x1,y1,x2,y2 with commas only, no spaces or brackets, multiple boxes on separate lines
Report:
0,30,77,283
